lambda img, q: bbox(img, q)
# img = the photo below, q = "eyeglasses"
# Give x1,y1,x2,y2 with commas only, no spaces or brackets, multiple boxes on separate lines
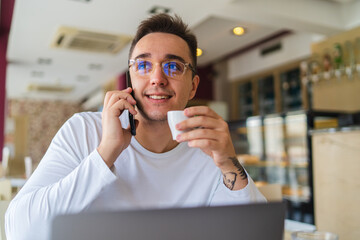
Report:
128,58,196,79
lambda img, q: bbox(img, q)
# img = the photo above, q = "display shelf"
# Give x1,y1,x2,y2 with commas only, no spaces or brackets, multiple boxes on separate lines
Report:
283,194,310,203
237,81,254,118
258,75,276,115
241,160,308,168
281,67,302,112
230,59,309,121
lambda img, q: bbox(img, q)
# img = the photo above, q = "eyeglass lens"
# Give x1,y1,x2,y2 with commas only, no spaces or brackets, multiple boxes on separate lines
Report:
133,59,185,78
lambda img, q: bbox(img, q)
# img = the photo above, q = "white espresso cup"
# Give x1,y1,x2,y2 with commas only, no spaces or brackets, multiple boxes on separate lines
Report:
167,110,189,140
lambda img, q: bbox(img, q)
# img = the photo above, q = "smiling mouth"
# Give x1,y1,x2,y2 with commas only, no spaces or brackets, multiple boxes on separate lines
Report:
147,95,171,100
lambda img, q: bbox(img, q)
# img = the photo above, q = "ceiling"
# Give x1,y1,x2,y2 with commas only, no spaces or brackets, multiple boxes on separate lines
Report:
5,0,360,103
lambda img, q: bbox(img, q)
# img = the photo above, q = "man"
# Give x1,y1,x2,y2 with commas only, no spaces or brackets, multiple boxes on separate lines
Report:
5,14,265,240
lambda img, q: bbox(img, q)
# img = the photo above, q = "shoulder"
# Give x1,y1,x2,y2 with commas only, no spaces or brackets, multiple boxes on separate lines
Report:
72,111,102,123
51,112,103,154
65,111,128,131
57,111,102,136
66,111,102,127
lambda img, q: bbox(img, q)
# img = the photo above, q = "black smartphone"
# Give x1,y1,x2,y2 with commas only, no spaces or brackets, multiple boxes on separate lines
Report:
126,71,136,136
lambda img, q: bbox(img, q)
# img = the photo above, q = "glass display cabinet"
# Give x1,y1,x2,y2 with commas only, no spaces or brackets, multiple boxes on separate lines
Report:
280,68,302,112
258,75,276,115
230,60,310,121
228,110,347,224
237,81,254,118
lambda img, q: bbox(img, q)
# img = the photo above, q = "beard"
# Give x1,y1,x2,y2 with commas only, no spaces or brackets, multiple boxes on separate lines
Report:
134,86,178,122
135,100,168,122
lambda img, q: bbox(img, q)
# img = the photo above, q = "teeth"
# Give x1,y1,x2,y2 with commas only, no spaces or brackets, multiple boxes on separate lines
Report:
149,95,169,99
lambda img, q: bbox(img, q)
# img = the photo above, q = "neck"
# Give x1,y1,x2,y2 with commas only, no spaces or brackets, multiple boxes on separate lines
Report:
135,117,179,153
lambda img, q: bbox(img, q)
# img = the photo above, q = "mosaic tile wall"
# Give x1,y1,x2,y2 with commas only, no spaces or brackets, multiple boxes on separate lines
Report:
9,99,83,164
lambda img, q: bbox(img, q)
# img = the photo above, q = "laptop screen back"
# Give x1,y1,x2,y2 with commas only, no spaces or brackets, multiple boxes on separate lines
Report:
51,202,286,240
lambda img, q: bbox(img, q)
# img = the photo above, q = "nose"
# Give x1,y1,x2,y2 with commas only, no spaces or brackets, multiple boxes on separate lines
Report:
150,64,168,86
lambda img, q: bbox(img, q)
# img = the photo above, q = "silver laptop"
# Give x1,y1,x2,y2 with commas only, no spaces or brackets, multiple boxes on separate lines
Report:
51,202,286,240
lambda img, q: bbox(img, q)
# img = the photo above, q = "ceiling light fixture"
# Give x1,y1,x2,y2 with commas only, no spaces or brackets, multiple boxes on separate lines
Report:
232,27,245,36
196,48,203,57
149,6,171,15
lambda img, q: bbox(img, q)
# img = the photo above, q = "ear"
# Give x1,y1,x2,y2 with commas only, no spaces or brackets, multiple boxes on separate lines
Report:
188,75,200,100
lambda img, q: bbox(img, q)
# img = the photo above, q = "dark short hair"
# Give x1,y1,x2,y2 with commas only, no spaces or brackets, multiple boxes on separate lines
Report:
129,14,198,70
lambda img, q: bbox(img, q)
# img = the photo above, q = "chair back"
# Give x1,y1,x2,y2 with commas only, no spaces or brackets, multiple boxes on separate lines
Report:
0,200,10,240
0,180,11,201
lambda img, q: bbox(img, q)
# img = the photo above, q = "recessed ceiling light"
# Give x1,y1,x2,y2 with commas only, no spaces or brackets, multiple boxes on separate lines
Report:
149,6,171,14
196,48,203,57
232,27,245,36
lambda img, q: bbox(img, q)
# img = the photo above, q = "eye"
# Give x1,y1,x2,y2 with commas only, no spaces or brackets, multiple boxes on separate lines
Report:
136,60,152,73
170,61,184,72
163,61,184,73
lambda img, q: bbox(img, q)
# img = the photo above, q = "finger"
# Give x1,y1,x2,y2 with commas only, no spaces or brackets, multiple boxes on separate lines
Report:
184,106,220,119
109,89,136,107
103,91,114,108
177,116,229,132
177,128,219,142
109,98,137,115
187,139,219,150
104,90,131,107
106,90,136,109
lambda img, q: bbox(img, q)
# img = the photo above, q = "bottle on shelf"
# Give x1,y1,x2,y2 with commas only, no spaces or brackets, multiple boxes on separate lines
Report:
355,37,360,76
322,48,333,80
333,43,343,80
344,41,354,79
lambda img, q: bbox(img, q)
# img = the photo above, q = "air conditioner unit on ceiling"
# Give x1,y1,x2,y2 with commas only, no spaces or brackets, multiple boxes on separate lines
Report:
51,26,132,54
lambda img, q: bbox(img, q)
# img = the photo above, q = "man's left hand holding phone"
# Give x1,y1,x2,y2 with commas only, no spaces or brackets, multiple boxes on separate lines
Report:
96,71,137,168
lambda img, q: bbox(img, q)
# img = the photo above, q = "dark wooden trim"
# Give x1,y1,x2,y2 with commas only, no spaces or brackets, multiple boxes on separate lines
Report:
0,0,15,161
217,30,292,63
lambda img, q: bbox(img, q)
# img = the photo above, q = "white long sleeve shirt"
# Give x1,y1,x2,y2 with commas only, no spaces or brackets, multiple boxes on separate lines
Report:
5,112,265,240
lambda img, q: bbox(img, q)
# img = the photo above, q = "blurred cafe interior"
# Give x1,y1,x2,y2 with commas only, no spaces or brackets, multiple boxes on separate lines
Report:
1,0,360,239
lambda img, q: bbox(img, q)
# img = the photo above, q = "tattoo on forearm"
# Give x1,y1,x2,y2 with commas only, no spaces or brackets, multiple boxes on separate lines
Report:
230,156,247,180
224,172,237,190
223,157,248,190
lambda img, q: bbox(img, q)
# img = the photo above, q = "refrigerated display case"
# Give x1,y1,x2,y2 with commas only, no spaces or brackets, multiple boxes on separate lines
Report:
228,110,350,224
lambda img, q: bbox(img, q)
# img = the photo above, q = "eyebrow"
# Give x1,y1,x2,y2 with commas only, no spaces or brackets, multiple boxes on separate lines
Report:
133,53,187,63
164,54,186,63
133,53,151,60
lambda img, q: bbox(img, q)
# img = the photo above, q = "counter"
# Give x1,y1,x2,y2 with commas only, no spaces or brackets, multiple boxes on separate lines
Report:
312,128,360,240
